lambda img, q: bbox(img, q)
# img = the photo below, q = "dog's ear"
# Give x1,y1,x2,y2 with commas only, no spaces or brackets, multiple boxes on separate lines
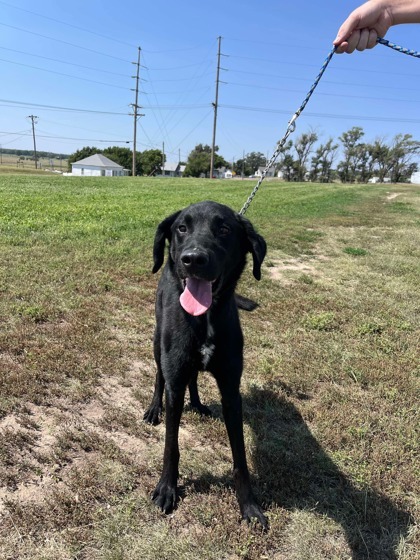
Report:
152,211,181,273
238,215,267,280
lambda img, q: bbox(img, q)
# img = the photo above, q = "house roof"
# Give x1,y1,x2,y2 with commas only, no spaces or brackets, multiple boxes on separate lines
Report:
162,162,179,172
257,166,275,172
72,154,123,168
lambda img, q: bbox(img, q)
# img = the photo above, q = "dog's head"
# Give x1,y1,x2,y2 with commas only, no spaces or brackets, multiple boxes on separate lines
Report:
152,201,266,316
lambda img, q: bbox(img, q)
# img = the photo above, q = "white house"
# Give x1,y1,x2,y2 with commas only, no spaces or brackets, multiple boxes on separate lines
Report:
161,162,182,177
71,154,128,176
410,171,420,184
255,166,276,178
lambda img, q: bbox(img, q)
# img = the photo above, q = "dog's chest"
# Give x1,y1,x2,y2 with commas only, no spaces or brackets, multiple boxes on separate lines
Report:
200,341,215,369
197,319,215,370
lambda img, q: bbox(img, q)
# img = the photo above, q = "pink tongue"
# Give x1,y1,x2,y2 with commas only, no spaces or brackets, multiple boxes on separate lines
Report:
180,278,212,316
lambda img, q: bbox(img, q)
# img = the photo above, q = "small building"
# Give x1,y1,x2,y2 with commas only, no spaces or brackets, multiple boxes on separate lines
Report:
410,171,420,184
161,162,182,177
71,154,128,177
255,166,276,178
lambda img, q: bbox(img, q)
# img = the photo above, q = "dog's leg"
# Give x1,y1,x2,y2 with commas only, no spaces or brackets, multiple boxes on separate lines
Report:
216,375,268,529
188,373,212,417
152,383,186,513
143,329,165,424
143,366,164,425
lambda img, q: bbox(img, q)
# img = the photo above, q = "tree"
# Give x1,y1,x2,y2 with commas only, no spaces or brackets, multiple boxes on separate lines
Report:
388,134,420,183
183,144,228,178
369,138,392,182
67,146,101,171
245,152,266,175
102,146,134,174
338,127,365,183
275,140,294,181
233,152,266,177
139,149,164,176
309,138,338,182
293,130,318,181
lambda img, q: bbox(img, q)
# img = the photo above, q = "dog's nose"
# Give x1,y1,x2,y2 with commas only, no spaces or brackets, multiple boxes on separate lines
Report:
181,249,209,269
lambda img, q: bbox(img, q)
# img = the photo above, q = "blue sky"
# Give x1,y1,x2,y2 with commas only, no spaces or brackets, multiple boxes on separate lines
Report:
1,0,419,165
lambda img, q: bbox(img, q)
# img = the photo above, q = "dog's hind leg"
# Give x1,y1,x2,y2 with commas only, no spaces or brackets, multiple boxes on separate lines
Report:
188,372,212,417
143,366,164,425
143,330,165,425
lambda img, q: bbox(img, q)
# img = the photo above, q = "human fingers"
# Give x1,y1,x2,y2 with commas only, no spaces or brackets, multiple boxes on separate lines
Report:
333,12,361,46
356,28,370,51
334,41,349,54
345,30,362,54
366,29,378,49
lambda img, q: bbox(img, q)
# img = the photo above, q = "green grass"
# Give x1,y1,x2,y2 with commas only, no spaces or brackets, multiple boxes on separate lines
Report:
0,175,419,559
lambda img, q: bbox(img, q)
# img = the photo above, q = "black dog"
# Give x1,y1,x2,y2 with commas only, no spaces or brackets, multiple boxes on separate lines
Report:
143,200,267,528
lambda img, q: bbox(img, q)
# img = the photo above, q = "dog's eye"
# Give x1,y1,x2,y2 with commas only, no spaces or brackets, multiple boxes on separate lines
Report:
178,224,187,233
219,225,230,236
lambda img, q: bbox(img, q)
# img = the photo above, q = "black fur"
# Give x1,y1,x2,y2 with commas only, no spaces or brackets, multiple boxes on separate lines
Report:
144,200,267,527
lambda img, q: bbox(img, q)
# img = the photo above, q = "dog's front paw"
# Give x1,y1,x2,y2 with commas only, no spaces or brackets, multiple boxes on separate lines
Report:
152,480,178,513
143,404,162,425
241,502,268,530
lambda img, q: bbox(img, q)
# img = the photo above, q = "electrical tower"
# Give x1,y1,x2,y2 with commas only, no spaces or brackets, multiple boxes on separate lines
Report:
210,37,227,179
27,115,38,169
131,47,144,177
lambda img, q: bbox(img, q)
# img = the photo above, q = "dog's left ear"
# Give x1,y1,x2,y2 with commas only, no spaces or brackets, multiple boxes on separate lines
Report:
152,211,181,273
238,215,267,280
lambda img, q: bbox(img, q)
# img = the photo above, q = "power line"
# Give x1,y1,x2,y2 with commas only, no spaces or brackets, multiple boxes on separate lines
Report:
228,69,420,93
0,46,129,77
219,103,420,124
0,0,137,48
141,39,216,148
0,130,130,143
0,99,129,115
0,57,130,90
227,54,420,79
227,81,420,104
0,22,132,63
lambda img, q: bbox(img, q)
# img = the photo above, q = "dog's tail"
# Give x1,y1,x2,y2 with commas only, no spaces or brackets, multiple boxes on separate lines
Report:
235,294,259,311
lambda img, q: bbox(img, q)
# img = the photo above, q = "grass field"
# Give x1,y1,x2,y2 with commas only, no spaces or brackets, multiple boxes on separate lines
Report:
0,175,418,559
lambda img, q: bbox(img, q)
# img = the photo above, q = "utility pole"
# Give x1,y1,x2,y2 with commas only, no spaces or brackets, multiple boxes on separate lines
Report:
131,47,143,177
162,141,165,175
210,36,225,180
27,115,38,169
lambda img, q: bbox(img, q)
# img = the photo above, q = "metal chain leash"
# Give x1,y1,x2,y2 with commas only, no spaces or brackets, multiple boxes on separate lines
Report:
239,37,419,215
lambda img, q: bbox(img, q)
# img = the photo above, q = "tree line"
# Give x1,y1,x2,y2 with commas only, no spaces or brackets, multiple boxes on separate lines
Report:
233,127,419,183
68,126,419,182
1,148,68,160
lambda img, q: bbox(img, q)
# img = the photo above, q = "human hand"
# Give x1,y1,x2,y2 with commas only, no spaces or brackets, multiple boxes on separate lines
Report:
333,1,393,53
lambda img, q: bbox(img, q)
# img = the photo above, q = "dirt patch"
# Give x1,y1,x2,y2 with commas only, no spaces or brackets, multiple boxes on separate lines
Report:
386,192,402,200
0,360,154,513
267,252,330,284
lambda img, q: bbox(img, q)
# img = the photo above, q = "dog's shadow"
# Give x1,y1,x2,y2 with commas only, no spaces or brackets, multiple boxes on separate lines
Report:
191,385,411,560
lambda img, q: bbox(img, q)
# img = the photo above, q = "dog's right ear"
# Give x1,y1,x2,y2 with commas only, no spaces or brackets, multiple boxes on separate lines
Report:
152,211,181,273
